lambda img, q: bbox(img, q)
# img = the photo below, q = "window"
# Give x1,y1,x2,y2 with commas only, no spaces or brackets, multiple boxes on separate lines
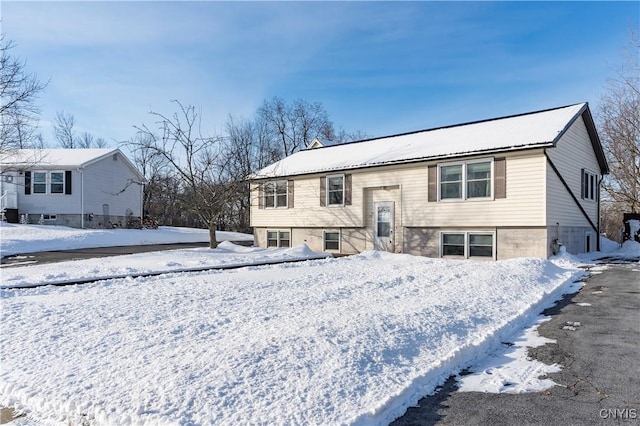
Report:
441,232,494,258
442,233,465,256
326,175,344,205
266,230,290,248
582,170,597,202
30,171,66,194
440,165,463,200
265,180,288,208
323,230,340,251
32,172,47,194
439,160,492,200
466,162,491,198
468,234,493,257
50,172,64,194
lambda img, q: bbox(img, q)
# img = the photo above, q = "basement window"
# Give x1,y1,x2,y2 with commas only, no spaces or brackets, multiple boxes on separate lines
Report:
441,231,495,259
266,230,290,248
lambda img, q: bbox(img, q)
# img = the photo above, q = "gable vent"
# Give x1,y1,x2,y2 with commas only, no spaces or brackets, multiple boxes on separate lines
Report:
113,153,118,161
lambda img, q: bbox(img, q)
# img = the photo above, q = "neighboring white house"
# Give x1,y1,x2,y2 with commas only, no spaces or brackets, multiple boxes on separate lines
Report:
250,103,609,259
0,148,145,228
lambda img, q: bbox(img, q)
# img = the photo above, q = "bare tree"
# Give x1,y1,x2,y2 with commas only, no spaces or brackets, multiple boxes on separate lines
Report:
126,100,233,248
77,131,94,148
77,130,108,148
94,137,108,148
599,32,640,214
334,128,371,144
53,110,77,148
258,97,336,156
0,36,47,151
222,115,282,232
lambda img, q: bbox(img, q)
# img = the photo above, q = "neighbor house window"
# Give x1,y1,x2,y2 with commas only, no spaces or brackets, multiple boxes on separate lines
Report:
323,230,340,251
264,180,288,208
582,169,597,202
266,230,290,248
32,172,47,194
50,171,65,194
30,171,66,194
441,231,494,258
439,160,492,200
326,175,344,205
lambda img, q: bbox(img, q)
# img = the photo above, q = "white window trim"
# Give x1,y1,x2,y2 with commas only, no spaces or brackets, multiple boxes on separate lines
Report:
31,171,48,194
326,174,345,207
437,159,494,202
49,170,65,195
582,169,597,202
323,229,341,252
265,229,291,248
264,180,288,209
440,231,496,259
31,171,66,195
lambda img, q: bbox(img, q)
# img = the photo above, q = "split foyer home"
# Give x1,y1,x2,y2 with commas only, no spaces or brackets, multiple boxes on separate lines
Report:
250,103,609,259
0,148,145,228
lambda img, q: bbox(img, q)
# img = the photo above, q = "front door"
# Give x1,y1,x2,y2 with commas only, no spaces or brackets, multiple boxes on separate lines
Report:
374,202,394,251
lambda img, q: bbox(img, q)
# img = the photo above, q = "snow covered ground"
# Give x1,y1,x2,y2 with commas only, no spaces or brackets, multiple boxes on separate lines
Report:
0,223,252,258
0,242,330,289
0,224,638,425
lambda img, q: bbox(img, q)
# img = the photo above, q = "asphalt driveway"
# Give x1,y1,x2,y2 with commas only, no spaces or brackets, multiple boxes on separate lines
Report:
392,262,640,425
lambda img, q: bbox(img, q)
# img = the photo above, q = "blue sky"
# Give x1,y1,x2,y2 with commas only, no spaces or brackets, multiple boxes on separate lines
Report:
2,1,638,146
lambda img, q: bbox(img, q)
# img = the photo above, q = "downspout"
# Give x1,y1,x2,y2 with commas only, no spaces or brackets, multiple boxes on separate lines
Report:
79,168,84,229
597,175,604,251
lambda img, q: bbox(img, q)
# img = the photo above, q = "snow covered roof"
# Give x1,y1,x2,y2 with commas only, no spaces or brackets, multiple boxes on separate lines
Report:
1,148,116,168
254,103,605,178
0,148,145,180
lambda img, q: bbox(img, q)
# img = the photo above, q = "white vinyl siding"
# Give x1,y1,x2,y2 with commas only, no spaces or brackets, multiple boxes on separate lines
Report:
251,152,547,230
545,116,600,227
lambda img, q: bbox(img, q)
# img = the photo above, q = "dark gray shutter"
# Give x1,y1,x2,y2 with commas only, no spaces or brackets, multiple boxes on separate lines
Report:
494,158,506,199
287,180,294,208
320,177,326,207
344,174,352,205
258,183,264,209
24,171,31,195
580,169,585,199
427,165,437,202
65,171,72,195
